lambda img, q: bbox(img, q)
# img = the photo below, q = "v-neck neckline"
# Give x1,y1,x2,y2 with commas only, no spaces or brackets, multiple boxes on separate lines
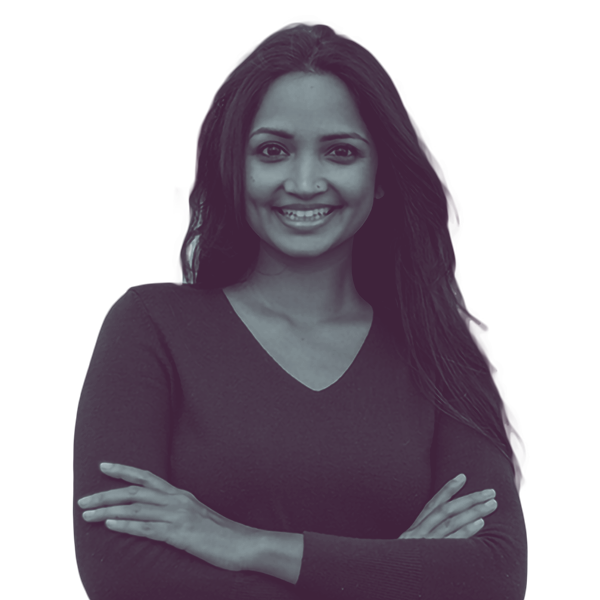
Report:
219,289,375,394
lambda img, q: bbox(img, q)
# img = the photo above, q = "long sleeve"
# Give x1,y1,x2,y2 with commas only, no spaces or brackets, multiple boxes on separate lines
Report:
73,289,313,600
74,284,527,600
295,411,527,600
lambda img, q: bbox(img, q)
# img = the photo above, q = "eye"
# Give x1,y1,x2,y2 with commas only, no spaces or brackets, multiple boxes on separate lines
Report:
329,145,358,159
258,144,287,158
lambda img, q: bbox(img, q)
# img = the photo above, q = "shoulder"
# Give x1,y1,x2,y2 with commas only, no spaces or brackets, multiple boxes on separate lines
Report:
105,283,228,331
123,282,223,312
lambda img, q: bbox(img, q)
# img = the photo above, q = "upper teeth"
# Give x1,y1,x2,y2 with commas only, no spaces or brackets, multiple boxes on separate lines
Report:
281,208,332,217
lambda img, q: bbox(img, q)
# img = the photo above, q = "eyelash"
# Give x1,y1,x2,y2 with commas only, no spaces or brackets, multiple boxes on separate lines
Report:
257,144,358,160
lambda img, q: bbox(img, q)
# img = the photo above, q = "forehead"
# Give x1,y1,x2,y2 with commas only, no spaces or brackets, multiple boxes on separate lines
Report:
251,73,369,137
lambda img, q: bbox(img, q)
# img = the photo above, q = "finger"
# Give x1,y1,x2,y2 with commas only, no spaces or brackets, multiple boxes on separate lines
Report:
445,518,485,539
99,463,175,493
105,518,171,543
409,474,467,529
426,497,497,538
82,503,169,523
416,490,495,535
78,485,168,509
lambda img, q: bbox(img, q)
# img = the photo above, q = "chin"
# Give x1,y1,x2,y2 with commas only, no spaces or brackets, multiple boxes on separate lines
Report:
277,247,327,259
273,240,345,260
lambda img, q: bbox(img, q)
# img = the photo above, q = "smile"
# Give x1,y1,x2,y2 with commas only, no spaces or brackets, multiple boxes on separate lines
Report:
275,206,337,223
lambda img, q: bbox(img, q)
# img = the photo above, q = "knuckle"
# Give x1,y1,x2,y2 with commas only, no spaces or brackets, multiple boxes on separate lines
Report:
465,495,480,508
127,486,140,497
438,518,452,533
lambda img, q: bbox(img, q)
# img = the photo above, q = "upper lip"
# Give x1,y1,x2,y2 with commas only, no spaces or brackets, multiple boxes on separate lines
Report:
273,204,341,211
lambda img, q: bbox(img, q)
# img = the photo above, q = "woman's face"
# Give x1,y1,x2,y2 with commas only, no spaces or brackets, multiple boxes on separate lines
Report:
244,72,381,261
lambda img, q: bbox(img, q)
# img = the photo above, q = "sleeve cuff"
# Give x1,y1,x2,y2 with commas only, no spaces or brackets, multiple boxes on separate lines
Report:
295,531,423,600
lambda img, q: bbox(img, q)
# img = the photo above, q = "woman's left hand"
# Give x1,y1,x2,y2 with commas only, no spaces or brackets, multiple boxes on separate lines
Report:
77,463,259,572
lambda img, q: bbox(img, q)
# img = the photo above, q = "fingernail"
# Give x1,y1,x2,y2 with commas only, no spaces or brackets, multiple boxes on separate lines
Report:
82,511,95,520
454,474,466,482
482,489,496,499
78,497,90,507
100,463,113,470
484,499,497,508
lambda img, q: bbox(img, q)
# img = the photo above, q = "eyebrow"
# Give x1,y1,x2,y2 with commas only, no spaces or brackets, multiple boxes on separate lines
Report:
249,127,370,145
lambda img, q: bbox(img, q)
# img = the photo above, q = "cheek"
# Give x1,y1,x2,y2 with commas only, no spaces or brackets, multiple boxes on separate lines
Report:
338,170,376,203
245,165,277,205
243,169,271,233
244,165,257,198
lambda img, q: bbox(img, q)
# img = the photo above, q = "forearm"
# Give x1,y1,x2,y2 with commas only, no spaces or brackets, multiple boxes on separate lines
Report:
75,526,306,600
245,530,304,584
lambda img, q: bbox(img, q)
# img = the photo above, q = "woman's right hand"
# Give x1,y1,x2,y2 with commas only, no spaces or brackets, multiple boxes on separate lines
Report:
399,474,497,539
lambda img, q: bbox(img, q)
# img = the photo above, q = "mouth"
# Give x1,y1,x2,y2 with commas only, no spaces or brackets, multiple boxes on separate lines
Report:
273,206,340,222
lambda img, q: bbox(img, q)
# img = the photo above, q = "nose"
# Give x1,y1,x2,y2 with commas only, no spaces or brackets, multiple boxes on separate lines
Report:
283,153,327,198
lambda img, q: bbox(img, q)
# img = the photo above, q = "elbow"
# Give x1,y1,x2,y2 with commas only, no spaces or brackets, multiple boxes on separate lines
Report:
421,535,527,600
75,545,138,600
477,540,528,600
74,523,156,600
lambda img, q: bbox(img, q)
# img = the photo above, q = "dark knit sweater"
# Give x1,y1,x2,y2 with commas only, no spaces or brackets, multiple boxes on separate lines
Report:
73,283,527,599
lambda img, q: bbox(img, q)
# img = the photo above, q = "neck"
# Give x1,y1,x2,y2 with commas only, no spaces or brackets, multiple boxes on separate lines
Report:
227,239,367,326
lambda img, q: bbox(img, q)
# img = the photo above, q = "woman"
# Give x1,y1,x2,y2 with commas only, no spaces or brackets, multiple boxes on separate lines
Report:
74,23,527,600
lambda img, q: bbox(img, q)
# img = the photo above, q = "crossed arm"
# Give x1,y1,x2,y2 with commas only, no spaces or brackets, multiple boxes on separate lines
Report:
77,463,499,585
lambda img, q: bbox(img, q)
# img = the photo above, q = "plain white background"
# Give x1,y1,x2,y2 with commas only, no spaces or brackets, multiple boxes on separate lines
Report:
0,1,600,600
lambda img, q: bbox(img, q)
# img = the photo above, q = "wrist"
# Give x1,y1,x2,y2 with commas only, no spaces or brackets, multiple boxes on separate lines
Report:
244,529,304,584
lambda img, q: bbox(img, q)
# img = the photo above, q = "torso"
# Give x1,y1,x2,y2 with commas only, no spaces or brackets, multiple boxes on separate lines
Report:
162,283,434,544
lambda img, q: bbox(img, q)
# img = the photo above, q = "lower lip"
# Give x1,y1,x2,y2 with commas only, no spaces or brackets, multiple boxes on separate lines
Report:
273,208,339,230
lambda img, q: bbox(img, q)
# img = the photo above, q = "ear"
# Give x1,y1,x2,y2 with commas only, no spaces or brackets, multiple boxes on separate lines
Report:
375,184,384,200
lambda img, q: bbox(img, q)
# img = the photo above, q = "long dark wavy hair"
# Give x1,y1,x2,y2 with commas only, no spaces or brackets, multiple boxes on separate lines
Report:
180,23,522,489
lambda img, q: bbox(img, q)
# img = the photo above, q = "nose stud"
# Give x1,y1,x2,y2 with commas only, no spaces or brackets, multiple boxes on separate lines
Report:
283,181,326,194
